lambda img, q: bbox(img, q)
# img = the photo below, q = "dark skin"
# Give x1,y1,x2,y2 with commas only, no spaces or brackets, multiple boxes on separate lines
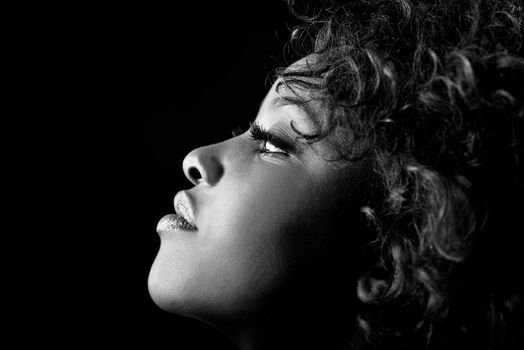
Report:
149,57,370,349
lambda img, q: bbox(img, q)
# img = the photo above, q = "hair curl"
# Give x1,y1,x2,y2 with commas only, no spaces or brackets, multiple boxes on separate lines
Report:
278,0,524,348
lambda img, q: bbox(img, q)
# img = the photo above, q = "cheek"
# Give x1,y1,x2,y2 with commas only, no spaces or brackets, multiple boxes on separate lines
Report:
199,168,310,301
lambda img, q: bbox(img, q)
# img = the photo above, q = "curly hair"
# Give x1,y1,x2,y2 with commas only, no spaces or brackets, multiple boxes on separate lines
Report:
276,0,524,348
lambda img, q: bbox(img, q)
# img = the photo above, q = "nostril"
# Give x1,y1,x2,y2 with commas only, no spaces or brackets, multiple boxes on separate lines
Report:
188,167,202,182
183,148,223,186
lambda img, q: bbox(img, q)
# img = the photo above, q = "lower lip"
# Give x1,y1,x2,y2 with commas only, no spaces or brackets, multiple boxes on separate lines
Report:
157,214,198,234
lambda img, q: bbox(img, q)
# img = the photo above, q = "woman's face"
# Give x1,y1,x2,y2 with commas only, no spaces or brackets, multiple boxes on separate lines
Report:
148,63,370,324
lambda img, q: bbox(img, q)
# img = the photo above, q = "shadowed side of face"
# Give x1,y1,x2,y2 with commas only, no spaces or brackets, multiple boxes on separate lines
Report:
148,57,370,324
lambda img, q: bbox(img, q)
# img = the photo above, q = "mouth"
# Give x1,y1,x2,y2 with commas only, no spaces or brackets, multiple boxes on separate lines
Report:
156,191,198,234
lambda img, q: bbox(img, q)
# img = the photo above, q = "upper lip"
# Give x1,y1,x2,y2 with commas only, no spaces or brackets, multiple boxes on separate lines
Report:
174,191,198,229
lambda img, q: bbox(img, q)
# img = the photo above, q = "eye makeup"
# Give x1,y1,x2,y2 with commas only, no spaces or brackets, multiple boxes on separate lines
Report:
248,122,298,155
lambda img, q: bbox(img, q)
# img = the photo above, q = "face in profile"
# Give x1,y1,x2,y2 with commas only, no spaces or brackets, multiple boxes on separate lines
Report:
148,59,370,332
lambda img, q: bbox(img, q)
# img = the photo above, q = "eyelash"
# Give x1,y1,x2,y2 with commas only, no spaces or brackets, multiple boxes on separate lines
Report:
247,122,291,157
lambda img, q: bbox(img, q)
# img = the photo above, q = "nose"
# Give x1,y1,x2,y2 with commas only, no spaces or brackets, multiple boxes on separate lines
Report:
182,144,224,186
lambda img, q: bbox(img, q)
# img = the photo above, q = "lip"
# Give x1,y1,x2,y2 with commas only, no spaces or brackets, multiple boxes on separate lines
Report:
174,191,198,229
156,191,198,235
156,213,197,234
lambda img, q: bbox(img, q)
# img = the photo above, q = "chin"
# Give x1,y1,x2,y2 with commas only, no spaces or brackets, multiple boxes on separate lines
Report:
147,256,220,320
147,256,190,315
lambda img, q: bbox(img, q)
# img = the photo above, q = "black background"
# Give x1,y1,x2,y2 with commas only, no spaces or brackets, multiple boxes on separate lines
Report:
13,1,297,348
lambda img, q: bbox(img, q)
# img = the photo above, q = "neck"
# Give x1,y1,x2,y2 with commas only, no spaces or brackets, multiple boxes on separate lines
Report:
213,255,359,349
233,312,353,350
216,282,357,350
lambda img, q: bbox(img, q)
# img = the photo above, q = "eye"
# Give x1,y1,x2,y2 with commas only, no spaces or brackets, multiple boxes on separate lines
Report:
248,122,293,157
262,140,286,154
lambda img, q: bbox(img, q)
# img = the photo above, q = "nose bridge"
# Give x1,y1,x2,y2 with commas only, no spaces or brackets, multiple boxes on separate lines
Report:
182,141,225,186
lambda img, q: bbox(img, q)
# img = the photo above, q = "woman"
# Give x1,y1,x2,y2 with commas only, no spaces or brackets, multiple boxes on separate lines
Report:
149,0,523,349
